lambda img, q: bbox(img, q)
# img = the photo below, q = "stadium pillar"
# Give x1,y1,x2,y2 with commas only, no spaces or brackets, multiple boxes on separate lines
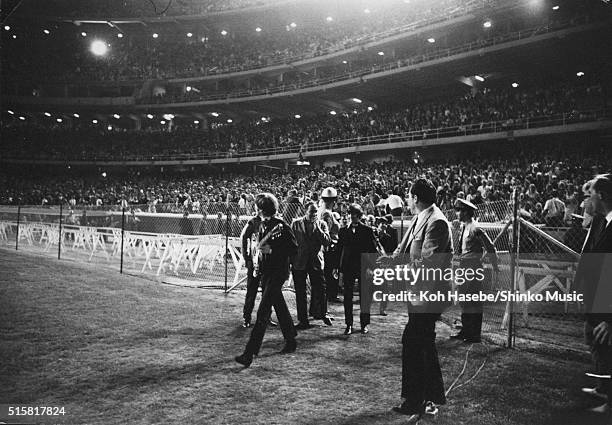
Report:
120,208,126,274
15,203,21,251
58,203,63,260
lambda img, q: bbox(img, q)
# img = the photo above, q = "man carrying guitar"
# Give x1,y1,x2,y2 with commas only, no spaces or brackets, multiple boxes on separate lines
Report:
235,193,298,368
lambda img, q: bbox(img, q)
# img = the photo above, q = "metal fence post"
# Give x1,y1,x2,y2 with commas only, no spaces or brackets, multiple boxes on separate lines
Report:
58,202,63,260
507,188,519,348
224,210,230,292
15,203,21,251
120,208,126,274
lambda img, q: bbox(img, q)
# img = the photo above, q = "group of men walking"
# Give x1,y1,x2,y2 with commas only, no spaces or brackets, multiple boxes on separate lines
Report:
233,178,503,422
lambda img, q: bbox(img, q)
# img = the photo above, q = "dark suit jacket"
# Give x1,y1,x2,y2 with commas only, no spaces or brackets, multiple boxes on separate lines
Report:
575,214,612,325
240,216,262,269
291,217,331,271
257,216,298,279
379,226,399,255
337,222,378,274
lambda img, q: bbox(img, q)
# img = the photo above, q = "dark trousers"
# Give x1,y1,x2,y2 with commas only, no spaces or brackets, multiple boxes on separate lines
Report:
586,320,612,403
458,260,485,338
343,270,371,327
324,250,338,299
243,268,261,320
293,267,327,323
244,270,296,356
401,313,446,410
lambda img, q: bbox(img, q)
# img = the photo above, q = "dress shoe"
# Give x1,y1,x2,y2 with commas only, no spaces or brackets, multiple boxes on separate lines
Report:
269,320,278,327
344,325,353,335
295,322,313,330
588,403,610,414
280,340,297,354
423,401,439,416
235,353,253,367
242,319,251,328
322,317,333,326
582,387,608,400
361,325,369,334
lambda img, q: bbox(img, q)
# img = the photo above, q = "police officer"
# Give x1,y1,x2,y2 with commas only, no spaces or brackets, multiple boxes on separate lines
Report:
451,198,499,343
319,187,341,303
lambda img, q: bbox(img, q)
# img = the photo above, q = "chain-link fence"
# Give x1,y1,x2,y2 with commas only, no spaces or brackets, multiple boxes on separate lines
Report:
0,197,588,352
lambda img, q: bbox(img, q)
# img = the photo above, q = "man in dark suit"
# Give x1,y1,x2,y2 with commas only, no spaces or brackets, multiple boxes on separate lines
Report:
240,213,262,327
389,178,453,422
319,187,341,303
575,174,612,414
451,198,499,343
336,203,378,335
291,201,332,329
235,193,298,368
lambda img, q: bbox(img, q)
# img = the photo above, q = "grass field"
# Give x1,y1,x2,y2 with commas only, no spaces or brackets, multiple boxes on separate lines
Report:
0,249,608,425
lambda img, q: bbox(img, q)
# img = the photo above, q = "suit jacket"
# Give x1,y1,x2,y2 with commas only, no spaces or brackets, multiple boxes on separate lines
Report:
575,214,612,325
337,222,378,274
394,205,453,313
318,208,340,250
379,226,399,255
257,216,298,278
291,217,331,271
240,216,262,269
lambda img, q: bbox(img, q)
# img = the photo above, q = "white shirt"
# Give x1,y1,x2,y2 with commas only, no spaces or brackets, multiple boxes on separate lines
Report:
606,210,612,227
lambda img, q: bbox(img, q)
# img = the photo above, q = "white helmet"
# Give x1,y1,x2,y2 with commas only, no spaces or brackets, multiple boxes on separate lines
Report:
321,187,338,199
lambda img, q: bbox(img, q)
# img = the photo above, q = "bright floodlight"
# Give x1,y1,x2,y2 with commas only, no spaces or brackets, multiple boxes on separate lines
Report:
290,22,297,28
211,112,219,117
294,114,301,119
152,33,159,38
43,29,50,34
194,120,199,124
90,40,108,56
73,113,79,118
367,106,373,111
107,125,112,130
102,172,107,177
326,16,333,22
483,21,492,28
7,110,14,114
117,33,123,38
4,25,10,31
81,31,87,37
227,119,233,123
377,51,384,56
475,75,485,82
427,37,435,43
146,114,154,119
187,32,193,37
92,119,98,123
19,116,25,120
552,5,559,10
44,112,51,117
342,60,348,64
329,110,337,115
577,71,585,77
163,114,174,120
352,98,362,103
113,114,120,119
56,118,62,123
160,120,166,124
12,34,16,39
512,82,519,88
221,30,228,36
255,27,262,32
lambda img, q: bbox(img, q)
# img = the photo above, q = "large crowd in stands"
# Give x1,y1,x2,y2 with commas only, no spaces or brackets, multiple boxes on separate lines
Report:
1,137,610,233
2,0,539,84
2,79,608,161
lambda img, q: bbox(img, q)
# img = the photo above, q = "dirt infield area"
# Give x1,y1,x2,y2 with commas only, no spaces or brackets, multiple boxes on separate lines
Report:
0,249,607,425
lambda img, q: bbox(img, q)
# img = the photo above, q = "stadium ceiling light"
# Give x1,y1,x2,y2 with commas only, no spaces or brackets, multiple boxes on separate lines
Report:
90,40,108,56
73,113,79,118
117,33,123,38
352,98,362,103
102,172,107,177
326,16,333,22
342,60,348,64
377,51,384,56
43,29,50,34
19,116,25,120
4,25,10,31
427,37,435,43
113,114,120,119
163,114,174,120
146,114,154,119
201,36,208,42
92,119,98,123
552,5,560,10
367,106,373,111
44,112,51,117
290,22,297,28
512,82,519,88
329,110,337,115
152,33,159,38
160,120,166,124
211,112,219,117
483,21,492,28
577,71,585,77
294,114,301,119
220,30,228,36
353,110,358,114
81,31,87,37
474,75,485,82
12,34,16,39
193,120,199,124
107,125,112,130
227,119,233,123
56,118,62,123
255,27,262,32
7,110,14,114
186,32,193,37
186,86,192,92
